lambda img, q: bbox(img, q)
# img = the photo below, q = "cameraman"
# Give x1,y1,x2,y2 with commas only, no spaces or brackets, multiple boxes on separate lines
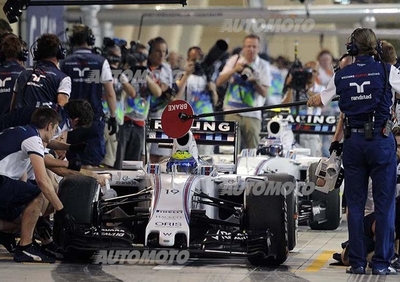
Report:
216,34,271,150
114,44,162,169
282,61,325,157
176,46,218,155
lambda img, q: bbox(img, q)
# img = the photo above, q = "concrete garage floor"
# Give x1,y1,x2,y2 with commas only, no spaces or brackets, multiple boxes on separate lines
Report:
0,219,398,282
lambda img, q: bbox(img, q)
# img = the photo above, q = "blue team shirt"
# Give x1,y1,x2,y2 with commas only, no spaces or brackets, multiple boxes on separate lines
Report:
0,125,44,180
0,60,24,115
0,102,71,138
335,55,392,128
14,61,71,109
61,48,110,119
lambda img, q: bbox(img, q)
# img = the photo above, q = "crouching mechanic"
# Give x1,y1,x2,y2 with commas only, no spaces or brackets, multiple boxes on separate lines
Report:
0,108,74,263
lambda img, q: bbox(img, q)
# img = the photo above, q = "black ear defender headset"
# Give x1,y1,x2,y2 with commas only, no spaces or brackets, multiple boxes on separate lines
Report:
346,27,383,56
32,34,67,61
69,25,96,47
347,28,388,110
0,33,28,62
148,37,169,56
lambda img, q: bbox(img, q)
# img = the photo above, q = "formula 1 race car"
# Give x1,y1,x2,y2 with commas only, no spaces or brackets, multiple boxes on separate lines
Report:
53,101,342,265
53,118,296,266
258,111,344,231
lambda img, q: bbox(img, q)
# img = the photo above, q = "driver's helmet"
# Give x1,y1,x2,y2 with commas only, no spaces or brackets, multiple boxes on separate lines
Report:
257,144,284,157
166,150,198,173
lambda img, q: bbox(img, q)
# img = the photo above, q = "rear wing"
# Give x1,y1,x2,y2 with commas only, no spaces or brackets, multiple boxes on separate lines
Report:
262,113,339,135
146,118,239,158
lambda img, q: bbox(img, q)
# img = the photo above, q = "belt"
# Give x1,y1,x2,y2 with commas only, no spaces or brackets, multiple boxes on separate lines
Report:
350,128,382,133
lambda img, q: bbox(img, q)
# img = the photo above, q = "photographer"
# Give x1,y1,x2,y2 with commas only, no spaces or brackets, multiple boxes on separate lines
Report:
176,46,218,155
216,34,271,151
282,61,325,157
114,43,161,169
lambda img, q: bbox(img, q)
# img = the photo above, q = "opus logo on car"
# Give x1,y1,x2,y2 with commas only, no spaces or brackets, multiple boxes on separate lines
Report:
219,181,316,196
155,222,182,228
93,249,190,265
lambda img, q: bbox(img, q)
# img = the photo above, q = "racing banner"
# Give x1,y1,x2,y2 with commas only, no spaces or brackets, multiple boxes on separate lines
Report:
147,119,238,146
263,114,339,135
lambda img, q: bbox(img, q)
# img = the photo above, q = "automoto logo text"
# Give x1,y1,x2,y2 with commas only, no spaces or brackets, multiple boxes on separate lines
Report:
219,180,316,196
93,249,190,265
219,18,315,34
86,69,186,84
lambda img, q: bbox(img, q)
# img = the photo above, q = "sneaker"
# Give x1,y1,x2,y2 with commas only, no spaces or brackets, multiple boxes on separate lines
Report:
14,243,55,263
0,232,16,253
41,241,64,260
372,266,398,275
391,255,400,271
346,266,366,274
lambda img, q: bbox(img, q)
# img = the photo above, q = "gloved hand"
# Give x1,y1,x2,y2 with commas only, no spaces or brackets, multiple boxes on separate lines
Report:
69,142,87,153
67,159,81,171
108,117,117,135
329,141,343,156
54,208,75,233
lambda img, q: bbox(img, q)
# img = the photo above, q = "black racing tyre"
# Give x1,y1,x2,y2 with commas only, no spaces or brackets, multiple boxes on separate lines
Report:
245,178,288,266
54,175,100,250
57,175,99,224
261,173,297,251
308,162,341,231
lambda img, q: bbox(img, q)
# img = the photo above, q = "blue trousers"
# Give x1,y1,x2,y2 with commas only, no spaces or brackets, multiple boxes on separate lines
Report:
343,132,396,270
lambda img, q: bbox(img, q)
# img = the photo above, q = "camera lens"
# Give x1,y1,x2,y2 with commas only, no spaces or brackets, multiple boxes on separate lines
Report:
241,74,249,81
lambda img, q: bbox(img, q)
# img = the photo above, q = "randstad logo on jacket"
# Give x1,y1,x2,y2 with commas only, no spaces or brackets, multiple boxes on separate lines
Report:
351,94,372,101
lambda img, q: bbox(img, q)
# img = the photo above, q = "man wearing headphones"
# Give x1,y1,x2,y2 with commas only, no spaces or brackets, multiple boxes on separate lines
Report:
147,37,174,163
60,25,117,168
11,33,71,110
308,28,400,275
0,33,26,115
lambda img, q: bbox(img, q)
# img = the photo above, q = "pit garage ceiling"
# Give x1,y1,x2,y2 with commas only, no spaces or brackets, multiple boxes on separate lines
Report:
64,4,400,26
